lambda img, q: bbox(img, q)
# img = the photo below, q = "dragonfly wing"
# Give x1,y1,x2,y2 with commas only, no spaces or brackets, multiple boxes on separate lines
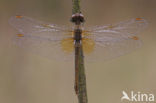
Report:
9,16,72,41
83,18,148,61
88,18,148,35
13,35,74,61
83,37,142,62
9,16,74,61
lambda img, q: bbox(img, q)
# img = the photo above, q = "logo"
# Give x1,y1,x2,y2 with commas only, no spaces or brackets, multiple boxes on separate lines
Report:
121,91,155,102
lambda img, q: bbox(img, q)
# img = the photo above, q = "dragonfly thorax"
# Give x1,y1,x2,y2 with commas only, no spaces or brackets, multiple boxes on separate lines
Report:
74,29,82,42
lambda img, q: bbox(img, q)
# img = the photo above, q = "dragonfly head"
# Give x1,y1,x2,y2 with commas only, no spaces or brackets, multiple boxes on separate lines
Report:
71,13,85,25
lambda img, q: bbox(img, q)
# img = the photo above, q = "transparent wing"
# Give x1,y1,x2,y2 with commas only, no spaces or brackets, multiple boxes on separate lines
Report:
84,37,142,62
9,16,74,61
13,35,74,61
88,18,148,35
83,18,148,61
9,16,148,62
9,16,72,41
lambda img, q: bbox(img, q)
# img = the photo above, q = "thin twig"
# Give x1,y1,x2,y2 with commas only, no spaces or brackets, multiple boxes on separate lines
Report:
72,0,88,103
72,0,81,14
77,45,88,103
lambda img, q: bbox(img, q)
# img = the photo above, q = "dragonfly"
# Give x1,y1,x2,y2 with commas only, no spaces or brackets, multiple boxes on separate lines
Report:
9,14,148,62
9,14,148,97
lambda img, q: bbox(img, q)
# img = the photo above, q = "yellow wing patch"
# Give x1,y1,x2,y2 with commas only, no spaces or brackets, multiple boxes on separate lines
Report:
61,38,74,53
82,38,95,54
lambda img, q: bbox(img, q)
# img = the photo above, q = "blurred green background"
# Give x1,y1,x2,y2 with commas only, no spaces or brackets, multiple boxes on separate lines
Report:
0,0,156,103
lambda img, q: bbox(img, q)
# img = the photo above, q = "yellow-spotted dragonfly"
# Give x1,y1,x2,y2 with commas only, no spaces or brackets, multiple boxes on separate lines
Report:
9,14,148,62
9,13,148,98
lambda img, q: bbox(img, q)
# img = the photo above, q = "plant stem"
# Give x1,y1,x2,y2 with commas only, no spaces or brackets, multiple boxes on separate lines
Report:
75,42,88,103
72,0,81,14
77,45,88,103
72,0,88,103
